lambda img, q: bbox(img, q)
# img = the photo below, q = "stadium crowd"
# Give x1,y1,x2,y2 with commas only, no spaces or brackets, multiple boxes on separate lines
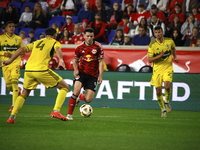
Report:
0,0,200,47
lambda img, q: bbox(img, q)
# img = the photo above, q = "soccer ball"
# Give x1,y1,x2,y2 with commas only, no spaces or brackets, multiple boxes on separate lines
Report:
79,104,93,117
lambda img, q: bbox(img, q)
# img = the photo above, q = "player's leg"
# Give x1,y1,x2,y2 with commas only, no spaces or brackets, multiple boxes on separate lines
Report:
67,81,82,120
37,69,69,121
7,89,31,123
163,72,173,113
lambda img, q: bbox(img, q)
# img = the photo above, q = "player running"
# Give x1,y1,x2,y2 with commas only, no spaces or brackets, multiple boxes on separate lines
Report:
0,21,23,112
3,28,70,123
147,26,179,117
66,28,104,120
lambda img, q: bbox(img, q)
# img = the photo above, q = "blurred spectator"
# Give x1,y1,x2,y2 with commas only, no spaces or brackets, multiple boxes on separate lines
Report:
191,5,200,22
123,36,132,45
60,0,77,16
60,15,75,34
168,3,185,23
4,5,19,25
121,0,136,11
135,0,149,12
0,25,6,34
117,14,134,35
107,2,124,30
90,13,107,43
80,19,89,33
123,4,135,23
94,0,108,23
171,29,184,46
71,24,84,44
47,0,62,17
181,14,198,40
28,2,46,29
195,37,200,47
135,18,150,36
19,31,29,45
59,29,72,44
39,32,46,39
27,30,37,44
77,1,93,24
165,15,183,37
146,0,169,12
17,6,32,29
52,23,60,35
133,3,150,27
39,0,49,13
87,0,96,11
110,29,124,45
131,26,150,45
182,0,198,16
148,4,167,25
149,15,165,41
184,26,199,46
167,0,183,14
0,6,6,27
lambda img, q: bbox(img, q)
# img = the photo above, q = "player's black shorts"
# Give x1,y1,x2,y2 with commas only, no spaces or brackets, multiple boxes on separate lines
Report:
74,72,98,92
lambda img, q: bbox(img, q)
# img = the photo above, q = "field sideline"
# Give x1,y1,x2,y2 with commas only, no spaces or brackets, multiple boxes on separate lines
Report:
0,104,199,150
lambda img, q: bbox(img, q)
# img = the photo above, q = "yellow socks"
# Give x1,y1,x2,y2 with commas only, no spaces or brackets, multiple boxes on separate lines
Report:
11,95,26,116
11,79,19,105
164,90,171,103
53,88,68,111
156,94,165,110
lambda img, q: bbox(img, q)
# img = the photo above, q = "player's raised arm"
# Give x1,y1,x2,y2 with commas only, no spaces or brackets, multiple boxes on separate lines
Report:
3,47,27,65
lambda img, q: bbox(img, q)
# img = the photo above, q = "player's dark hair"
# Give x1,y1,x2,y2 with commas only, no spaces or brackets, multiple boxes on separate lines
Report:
84,28,94,34
154,26,162,31
5,21,15,27
45,28,56,36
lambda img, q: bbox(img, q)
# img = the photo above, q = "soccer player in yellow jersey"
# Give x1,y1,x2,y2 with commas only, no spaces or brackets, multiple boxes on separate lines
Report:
3,28,70,123
0,21,23,112
147,26,179,117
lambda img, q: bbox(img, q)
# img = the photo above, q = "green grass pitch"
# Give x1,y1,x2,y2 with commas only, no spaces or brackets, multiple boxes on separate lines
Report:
0,104,200,150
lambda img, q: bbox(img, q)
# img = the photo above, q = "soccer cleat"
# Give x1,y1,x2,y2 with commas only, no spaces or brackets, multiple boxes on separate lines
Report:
165,103,172,113
50,111,68,121
161,110,167,117
8,106,14,112
7,117,15,124
66,114,73,120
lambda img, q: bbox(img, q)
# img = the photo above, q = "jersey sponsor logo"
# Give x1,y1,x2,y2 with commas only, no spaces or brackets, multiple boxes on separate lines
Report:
92,49,97,54
85,55,92,62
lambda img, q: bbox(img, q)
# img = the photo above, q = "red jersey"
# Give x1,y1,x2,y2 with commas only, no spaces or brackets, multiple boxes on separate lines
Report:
134,11,150,24
60,23,74,33
59,38,72,44
168,13,185,23
47,0,62,9
71,34,84,45
75,41,104,78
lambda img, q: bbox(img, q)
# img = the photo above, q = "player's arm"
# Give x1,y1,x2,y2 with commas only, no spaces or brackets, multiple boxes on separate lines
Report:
148,50,165,63
3,47,28,65
73,58,79,77
98,59,104,84
55,47,66,70
171,47,179,63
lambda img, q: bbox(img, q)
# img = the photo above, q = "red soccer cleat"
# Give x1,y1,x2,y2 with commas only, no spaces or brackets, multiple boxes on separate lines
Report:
50,111,68,121
7,117,15,124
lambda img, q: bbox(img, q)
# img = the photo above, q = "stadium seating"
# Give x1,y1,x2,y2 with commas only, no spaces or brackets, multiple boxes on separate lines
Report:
20,28,34,37
72,16,78,24
8,2,22,14
34,28,46,39
107,30,116,44
20,2,35,14
14,27,19,35
48,20,62,28
51,16,66,24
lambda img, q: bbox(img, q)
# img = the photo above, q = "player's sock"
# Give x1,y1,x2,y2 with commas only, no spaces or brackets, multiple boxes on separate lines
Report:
11,79,19,105
164,89,171,103
53,88,68,111
68,94,78,115
156,95,165,110
79,94,85,101
11,95,26,116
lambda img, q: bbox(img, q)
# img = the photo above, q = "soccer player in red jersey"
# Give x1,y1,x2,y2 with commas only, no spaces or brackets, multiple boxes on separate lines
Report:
66,28,104,120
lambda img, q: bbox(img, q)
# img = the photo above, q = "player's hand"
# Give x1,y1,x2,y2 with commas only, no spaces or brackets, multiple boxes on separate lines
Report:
97,76,103,84
4,53,12,58
3,59,12,66
73,70,79,78
174,58,179,63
